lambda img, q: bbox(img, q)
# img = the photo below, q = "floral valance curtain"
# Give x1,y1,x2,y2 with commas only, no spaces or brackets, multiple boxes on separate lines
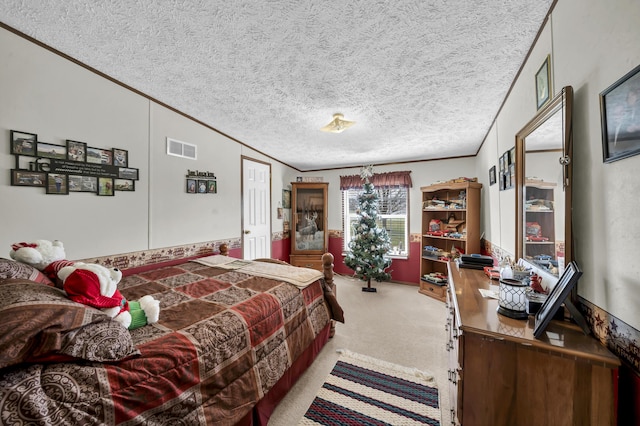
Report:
339,171,412,190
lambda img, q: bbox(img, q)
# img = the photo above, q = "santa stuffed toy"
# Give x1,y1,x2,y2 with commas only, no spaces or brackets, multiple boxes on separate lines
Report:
9,240,74,285
10,239,159,329
58,262,160,330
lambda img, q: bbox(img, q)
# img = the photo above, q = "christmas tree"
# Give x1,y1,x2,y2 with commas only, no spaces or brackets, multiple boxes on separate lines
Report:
344,166,392,292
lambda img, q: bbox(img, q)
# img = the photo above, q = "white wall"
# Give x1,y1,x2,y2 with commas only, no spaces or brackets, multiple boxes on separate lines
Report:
0,28,293,259
148,102,242,248
290,158,477,233
0,29,150,259
2,0,640,331
482,0,640,329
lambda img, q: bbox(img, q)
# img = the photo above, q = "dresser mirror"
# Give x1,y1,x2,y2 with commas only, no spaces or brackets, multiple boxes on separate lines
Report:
515,86,574,278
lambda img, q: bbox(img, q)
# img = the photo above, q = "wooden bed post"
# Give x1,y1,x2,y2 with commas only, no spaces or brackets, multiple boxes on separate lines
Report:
322,252,337,337
322,252,334,291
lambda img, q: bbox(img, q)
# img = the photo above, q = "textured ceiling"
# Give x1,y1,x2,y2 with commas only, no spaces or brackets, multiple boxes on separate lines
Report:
0,1,553,171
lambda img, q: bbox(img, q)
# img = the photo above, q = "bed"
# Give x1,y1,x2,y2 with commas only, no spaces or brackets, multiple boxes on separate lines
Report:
0,253,343,425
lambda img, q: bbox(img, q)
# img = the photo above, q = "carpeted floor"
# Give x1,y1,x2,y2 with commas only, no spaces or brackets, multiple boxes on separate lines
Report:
299,349,440,425
269,274,450,425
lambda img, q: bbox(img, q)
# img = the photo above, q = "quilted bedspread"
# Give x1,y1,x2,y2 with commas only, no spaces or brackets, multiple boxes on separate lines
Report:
0,259,339,425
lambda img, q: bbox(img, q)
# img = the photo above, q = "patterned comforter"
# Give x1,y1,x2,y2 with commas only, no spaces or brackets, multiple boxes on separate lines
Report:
0,259,341,425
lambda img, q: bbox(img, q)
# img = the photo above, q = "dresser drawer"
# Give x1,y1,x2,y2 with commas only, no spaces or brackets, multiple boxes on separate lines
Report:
289,255,323,271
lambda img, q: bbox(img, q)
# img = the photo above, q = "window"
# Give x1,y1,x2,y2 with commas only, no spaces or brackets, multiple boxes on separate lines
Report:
343,186,409,256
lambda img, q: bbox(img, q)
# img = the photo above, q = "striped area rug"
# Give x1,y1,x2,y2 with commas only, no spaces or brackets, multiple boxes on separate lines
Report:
299,350,440,425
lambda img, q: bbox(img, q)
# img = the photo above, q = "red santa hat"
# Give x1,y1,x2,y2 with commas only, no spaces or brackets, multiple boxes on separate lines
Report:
11,242,38,251
63,269,127,311
43,259,75,281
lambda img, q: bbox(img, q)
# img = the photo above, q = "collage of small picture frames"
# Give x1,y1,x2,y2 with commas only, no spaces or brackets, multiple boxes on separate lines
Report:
186,170,217,194
498,146,516,191
9,130,139,196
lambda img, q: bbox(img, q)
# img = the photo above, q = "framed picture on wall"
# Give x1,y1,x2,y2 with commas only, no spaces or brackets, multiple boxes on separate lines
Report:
46,173,68,195
97,177,114,196
115,179,135,191
282,189,291,208
536,55,552,110
113,148,128,167
197,180,208,193
69,175,96,192
208,180,217,193
119,167,139,180
66,140,87,162
186,179,197,193
10,130,37,156
37,142,66,160
489,165,496,185
87,147,113,165
600,63,640,163
11,170,46,187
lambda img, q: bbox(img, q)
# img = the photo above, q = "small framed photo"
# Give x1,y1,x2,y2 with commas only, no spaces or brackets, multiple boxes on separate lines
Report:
66,140,87,162
489,165,497,185
97,177,114,196
114,178,135,191
600,64,640,163
207,180,217,193
282,189,291,209
87,147,113,165
69,175,97,192
509,164,515,188
37,142,66,160
536,55,552,110
46,173,68,194
10,130,37,156
186,179,197,193
197,180,208,193
534,262,583,338
113,148,128,167
119,167,139,180
11,170,46,187
277,207,283,219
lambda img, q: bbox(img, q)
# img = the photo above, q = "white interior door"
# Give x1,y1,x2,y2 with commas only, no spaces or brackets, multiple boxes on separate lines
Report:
242,158,271,260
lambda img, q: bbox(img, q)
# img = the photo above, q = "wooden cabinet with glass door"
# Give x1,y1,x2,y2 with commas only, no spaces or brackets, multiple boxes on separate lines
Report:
420,181,482,302
524,179,558,268
289,182,328,271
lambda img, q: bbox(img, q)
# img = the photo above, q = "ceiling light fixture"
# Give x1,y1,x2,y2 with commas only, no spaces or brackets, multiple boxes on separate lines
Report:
320,113,356,133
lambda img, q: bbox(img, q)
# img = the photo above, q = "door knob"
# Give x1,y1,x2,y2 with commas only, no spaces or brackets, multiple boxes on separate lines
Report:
244,230,251,234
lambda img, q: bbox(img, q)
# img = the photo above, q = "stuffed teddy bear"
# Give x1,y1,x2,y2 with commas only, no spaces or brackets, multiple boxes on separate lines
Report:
58,262,160,330
10,239,160,329
9,240,74,285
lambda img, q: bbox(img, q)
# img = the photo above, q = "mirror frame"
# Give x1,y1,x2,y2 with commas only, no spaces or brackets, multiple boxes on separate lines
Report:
515,86,574,277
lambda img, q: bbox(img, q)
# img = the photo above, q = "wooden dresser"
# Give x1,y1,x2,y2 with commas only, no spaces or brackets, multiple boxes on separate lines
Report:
446,262,620,426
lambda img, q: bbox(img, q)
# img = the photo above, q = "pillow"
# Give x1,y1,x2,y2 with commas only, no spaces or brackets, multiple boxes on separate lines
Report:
0,279,139,369
0,258,54,286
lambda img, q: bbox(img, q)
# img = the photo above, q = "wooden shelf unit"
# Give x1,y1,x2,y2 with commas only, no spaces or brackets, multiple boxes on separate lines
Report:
524,180,557,261
419,181,482,302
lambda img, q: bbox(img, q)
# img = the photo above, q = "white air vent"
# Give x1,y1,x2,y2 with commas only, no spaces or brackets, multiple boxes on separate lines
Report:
166,137,197,160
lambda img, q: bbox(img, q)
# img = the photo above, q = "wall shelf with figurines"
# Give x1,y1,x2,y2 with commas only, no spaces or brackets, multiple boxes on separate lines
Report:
9,129,139,196
185,169,217,194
